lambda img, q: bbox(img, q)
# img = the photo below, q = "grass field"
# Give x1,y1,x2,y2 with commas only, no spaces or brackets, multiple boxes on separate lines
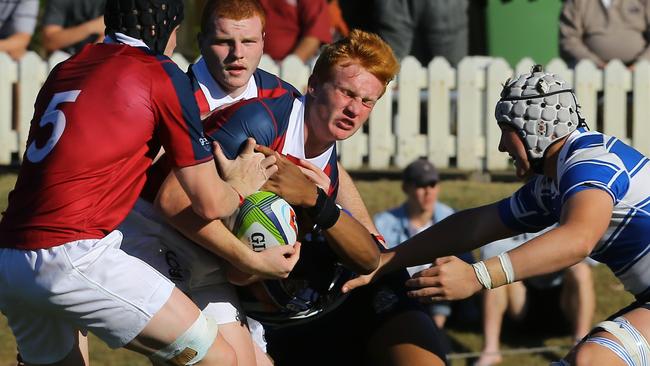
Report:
0,174,634,366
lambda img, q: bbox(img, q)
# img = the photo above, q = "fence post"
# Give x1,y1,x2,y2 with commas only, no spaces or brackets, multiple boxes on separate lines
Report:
485,58,512,171
48,51,69,73
0,53,18,164
633,60,650,156
279,55,310,93
394,56,427,168
603,60,631,142
368,79,395,169
427,57,455,169
574,59,602,130
456,57,485,170
17,52,47,161
546,58,573,87
259,54,279,77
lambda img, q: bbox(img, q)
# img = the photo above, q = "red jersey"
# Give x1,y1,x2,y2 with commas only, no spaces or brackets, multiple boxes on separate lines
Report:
0,43,212,250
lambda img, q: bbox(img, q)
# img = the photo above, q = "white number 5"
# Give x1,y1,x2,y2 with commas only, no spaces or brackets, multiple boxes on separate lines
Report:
26,90,81,163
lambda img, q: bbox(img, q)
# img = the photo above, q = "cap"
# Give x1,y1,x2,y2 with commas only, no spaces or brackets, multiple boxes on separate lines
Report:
403,158,439,186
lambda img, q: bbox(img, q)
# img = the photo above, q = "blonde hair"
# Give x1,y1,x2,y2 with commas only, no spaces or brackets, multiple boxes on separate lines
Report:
200,0,266,34
312,29,399,91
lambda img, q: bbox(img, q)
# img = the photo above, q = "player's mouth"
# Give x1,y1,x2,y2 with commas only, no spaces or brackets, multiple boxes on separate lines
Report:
335,118,355,131
225,64,247,76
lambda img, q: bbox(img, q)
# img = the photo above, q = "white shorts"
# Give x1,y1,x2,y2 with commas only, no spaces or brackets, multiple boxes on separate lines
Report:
119,199,244,325
0,231,174,364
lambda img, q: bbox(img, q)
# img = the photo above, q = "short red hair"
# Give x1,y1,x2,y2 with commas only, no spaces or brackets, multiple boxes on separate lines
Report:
312,29,399,92
200,0,266,34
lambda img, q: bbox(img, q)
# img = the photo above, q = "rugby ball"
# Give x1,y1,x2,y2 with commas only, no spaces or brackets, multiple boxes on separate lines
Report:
229,191,298,252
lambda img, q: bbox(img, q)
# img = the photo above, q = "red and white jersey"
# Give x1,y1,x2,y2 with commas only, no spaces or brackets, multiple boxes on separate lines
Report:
0,40,212,250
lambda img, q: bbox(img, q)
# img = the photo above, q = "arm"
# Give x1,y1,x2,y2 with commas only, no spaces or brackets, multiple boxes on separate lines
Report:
0,33,32,60
336,163,381,235
257,145,380,274
156,165,300,280
559,0,606,67
405,189,612,301
293,0,332,62
292,36,322,62
42,16,104,53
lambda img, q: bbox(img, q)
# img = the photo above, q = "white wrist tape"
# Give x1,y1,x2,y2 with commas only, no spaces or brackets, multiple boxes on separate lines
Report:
498,252,515,284
472,261,492,289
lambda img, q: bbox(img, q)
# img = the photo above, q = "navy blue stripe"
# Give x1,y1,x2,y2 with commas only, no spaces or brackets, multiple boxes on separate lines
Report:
566,134,603,157
605,136,617,150
615,244,650,276
158,56,211,160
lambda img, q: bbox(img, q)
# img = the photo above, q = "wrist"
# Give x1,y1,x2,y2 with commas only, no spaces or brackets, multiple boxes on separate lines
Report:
305,187,340,230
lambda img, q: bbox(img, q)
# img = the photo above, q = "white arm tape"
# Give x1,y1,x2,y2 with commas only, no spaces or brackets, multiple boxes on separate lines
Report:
150,312,219,366
498,252,515,284
472,261,492,290
595,316,650,366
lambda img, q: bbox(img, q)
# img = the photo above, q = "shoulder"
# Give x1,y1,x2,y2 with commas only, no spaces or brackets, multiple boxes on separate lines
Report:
374,205,405,224
254,68,302,98
435,201,455,217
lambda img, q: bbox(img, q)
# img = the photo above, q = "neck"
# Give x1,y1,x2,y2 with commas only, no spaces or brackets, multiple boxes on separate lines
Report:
542,137,568,179
303,96,331,158
406,201,434,227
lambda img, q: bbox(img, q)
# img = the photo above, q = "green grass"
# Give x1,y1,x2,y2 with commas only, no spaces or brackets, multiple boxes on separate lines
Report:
0,174,634,365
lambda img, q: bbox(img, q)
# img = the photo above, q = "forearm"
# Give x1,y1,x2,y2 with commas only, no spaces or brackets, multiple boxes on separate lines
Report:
292,36,321,62
336,164,379,234
385,204,516,272
169,162,240,221
323,212,379,274
0,33,31,59
155,172,258,272
42,23,98,52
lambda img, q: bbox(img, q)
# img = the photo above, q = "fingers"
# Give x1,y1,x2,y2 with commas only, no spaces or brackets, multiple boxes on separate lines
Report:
241,137,257,155
255,144,275,157
434,256,455,266
406,287,446,302
266,164,279,179
212,141,229,169
261,155,277,169
411,265,439,278
341,275,369,293
405,275,441,288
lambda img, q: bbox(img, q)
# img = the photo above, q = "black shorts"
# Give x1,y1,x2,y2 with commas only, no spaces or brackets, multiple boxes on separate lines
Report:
264,269,449,366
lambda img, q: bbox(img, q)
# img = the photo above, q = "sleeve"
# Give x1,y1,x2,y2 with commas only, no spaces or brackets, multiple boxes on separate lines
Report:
202,99,278,160
7,0,38,34
154,59,213,168
497,177,557,233
558,158,630,205
42,0,68,27
373,211,399,248
298,0,332,44
559,0,605,66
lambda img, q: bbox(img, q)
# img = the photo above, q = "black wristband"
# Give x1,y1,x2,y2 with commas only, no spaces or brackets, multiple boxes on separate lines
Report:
305,187,340,230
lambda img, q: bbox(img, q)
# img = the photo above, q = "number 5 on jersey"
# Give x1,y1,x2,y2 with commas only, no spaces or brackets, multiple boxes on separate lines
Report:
26,90,81,163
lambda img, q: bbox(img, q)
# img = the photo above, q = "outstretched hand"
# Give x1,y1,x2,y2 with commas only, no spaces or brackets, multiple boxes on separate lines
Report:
296,158,331,192
405,256,482,302
255,145,319,207
341,251,391,293
213,138,278,197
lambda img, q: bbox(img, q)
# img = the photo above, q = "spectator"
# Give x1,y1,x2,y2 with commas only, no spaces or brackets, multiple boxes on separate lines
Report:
475,231,596,366
0,0,38,60
560,0,650,69
372,0,468,66
328,0,349,40
374,158,476,329
259,0,332,62
42,0,106,54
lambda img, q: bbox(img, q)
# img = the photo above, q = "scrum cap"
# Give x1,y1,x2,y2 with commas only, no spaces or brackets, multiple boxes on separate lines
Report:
495,65,587,171
105,0,184,54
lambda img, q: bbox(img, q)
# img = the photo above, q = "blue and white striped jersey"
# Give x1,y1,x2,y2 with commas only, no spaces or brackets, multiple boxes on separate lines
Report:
497,128,650,298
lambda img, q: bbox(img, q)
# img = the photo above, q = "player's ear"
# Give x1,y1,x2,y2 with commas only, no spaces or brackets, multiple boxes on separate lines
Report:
307,75,318,97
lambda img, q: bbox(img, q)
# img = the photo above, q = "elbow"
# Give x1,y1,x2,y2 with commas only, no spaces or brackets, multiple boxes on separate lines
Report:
190,202,226,221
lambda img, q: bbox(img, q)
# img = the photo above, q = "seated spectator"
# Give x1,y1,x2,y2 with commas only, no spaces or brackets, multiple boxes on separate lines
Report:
475,230,596,366
560,0,650,69
372,0,468,66
0,0,38,60
42,0,106,54
374,157,476,329
259,0,332,62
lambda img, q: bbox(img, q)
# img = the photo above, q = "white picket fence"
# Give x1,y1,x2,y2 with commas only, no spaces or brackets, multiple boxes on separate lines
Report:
3,51,650,171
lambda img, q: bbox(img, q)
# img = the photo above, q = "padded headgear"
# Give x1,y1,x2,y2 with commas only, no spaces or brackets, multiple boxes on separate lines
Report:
104,0,184,54
495,65,587,171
